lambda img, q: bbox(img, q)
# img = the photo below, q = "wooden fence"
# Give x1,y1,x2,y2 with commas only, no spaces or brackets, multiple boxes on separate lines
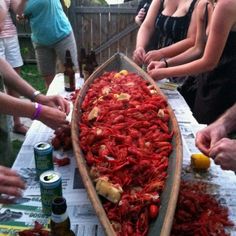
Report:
17,0,140,65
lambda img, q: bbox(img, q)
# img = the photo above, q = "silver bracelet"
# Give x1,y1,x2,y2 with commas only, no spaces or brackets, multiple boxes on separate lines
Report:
32,90,41,101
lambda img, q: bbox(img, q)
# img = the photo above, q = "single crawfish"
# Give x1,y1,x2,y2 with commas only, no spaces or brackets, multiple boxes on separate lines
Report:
135,209,149,236
143,179,165,193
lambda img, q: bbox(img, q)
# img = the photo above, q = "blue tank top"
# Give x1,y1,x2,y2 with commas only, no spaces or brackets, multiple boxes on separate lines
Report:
24,0,72,45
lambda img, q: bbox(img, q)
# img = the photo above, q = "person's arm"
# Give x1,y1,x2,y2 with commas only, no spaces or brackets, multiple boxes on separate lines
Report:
195,103,236,155
133,0,162,65
135,0,146,25
135,0,161,49
15,0,26,15
216,103,236,134
0,58,39,99
164,0,214,67
135,8,146,26
0,1,7,31
209,138,236,171
148,1,236,80
0,92,69,130
0,58,70,114
196,103,236,171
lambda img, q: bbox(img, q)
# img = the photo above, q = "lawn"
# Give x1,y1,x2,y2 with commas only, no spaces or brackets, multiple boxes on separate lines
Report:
21,64,46,93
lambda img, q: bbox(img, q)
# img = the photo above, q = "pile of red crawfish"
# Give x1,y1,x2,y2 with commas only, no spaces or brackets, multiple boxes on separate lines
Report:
78,70,173,235
171,181,233,236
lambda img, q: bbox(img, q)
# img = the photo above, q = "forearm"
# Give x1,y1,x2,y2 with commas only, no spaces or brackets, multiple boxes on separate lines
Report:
0,59,37,100
0,92,35,118
136,25,154,49
167,44,204,67
217,103,236,134
11,0,21,14
158,38,195,59
15,0,26,15
152,55,214,79
0,1,7,30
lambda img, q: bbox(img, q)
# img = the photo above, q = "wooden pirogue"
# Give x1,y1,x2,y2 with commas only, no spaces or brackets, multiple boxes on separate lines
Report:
71,53,183,236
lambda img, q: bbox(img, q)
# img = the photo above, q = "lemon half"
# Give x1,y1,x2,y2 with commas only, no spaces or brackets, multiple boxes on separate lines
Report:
191,153,211,170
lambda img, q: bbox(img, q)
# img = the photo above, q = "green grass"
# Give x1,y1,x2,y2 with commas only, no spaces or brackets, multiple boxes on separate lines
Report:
21,64,47,94
11,139,23,165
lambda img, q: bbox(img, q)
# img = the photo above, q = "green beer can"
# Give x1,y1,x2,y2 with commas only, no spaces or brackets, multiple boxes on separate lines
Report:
34,142,54,178
40,170,62,216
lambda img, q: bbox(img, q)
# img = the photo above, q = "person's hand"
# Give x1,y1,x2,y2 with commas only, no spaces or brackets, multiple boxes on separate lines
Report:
36,95,70,115
38,105,69,130
0,166,26,204
209,138,236,171
144,50,164,64
135,8,146,25
195,121,227,156
147,61,166,81
16,14,28,24
133,47,146,66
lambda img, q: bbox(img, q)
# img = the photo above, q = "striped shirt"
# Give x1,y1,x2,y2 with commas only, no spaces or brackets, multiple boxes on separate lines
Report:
0,0,17,38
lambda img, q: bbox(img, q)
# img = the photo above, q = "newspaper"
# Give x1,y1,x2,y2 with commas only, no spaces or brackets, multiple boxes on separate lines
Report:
1,75,236,235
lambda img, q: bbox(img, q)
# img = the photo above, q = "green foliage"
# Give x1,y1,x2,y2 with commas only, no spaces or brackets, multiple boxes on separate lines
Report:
21,64,47,94
20,47,30,56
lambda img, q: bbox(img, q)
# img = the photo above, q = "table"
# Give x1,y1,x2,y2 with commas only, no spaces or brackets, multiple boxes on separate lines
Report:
0,74,236,236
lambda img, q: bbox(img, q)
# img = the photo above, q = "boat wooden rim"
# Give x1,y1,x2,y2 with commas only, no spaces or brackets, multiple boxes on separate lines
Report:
71,52,183,236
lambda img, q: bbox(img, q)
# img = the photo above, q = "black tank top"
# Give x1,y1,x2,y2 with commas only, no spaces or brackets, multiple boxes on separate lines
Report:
218,31,236,66
154,0,197,49
194,31,236,124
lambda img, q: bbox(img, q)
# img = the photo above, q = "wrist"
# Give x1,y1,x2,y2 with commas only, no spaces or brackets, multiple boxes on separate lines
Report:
31,90,41,101
160,58,169,68
32,102,42,120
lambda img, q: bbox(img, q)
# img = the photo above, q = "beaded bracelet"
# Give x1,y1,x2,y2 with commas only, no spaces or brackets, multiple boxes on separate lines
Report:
32,102,42,120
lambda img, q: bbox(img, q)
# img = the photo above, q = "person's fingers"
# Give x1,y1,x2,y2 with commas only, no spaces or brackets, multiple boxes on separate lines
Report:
213,154,230,170
0,196,15,204
209,147,217,159
0,166,19,176
214,154,222,165
53,97,70,115
195,133,210,156
64,101,71,115
209,139,225,159
147,62,156,72
144,53,154,64
51,112,69,130
0,174,26,190
133,48,146,65
0,185,23,197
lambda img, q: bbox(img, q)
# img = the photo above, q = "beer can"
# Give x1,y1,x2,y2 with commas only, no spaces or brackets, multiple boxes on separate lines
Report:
40,170,63,216
34,142,54,178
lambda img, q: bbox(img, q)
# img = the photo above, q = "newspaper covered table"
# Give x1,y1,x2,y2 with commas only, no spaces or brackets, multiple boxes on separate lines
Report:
0,74,236,236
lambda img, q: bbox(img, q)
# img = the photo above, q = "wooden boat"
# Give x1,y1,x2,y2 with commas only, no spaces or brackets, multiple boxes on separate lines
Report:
71,52,183,236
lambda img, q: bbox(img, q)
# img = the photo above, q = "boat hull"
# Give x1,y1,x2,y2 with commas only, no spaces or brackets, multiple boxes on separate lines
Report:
71,52,183,236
